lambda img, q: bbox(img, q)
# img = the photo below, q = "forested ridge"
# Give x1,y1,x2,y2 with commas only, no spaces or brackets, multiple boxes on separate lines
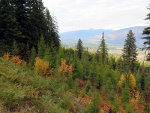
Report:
0,0,150,113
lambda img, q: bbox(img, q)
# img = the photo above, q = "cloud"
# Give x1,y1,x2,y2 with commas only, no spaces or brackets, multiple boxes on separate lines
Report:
43,0,149,32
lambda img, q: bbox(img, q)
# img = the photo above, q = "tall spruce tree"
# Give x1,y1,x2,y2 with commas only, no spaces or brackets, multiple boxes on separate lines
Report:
77,39,83,59
0,0,60,59
142,5,150,61
97,33,108,64
45,9,60,51
0,0,22,55
122,30,138,72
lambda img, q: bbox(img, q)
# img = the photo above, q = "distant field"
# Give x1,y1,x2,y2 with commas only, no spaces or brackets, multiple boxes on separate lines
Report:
87,45,145,61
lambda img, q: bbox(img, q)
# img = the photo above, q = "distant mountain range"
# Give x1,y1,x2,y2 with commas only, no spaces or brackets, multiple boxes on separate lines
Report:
59,26,146,50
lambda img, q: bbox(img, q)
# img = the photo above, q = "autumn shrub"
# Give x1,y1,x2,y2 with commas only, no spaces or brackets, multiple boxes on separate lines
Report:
118,74,125,88
129,74,136,88
34,57,49,76
130,89,140,104
118,73,136,88
59,59,73,77
11,56,23,65
3,52,10,60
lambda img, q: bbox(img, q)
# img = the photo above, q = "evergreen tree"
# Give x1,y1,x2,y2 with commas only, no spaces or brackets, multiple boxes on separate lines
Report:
97,33,108,64
0,0,22,55
142,5,150,61
44,47,52,63
116,57,124,72
38,36,46,58
45,8,60,51
77,39,83,59
109,56,117,70
0,0,60,59
56,47,65,68
122,85,130,103
122,30,138,72
72,59,83,79
82,50,90,79
30,47,37,66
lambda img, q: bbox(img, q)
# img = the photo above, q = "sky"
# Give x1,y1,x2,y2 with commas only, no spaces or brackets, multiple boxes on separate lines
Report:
43,0,149,32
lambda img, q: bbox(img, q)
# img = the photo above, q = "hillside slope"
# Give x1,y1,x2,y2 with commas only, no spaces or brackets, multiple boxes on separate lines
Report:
0,58,70,113
0,57,146,113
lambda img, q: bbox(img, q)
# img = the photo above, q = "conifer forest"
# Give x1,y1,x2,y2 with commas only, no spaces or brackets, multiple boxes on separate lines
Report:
0,0,150,113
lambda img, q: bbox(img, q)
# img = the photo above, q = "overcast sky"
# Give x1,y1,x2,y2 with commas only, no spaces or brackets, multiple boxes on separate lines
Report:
43,0,149,32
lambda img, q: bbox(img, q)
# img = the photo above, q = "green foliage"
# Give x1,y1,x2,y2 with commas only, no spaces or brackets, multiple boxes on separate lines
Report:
0,0,22,55
77,39,83,59
30,47,37,66
38,36,46,58
111,96,120,112
0,82,27,109
44,47,51,62
72,59,83,79
60,93,73,111
122,30,138,72
85,92,101,113
66,76,78,89
85,81,93,94
123,104,134,113
0,1,149,112
122,86,130,103
0,58,68,112
0,0,60,60
97,33,108,64
142,5,150,61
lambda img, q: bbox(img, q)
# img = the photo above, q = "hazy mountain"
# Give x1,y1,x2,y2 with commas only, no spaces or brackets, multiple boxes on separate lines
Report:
59,26,146,49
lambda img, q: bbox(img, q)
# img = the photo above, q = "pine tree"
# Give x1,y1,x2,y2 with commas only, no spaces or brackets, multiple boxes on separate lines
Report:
97,33,108,64
122,30,138,72
77,39,83,59
142,5,150,61
38,36,46,58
